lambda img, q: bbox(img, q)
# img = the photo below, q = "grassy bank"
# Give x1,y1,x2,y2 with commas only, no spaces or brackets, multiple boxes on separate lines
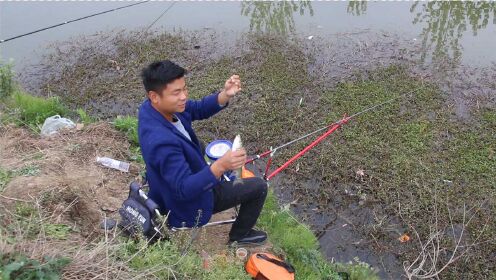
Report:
0,62,373,279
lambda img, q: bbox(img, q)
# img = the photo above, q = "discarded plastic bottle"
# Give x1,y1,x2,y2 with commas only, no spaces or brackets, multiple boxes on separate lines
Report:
96,157,130,172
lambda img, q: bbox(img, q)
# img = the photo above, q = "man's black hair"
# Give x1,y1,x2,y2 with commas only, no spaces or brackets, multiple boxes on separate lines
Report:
141,60,186,94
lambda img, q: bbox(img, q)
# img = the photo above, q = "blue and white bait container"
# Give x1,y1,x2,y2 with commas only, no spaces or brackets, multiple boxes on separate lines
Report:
205,140,235,180
205,140,232,161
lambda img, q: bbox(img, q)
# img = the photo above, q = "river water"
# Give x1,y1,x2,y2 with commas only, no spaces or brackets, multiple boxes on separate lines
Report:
2,1,495,278
1,1,495,69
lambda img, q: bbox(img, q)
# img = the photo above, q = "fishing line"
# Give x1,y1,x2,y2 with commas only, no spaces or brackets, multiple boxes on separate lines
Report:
135,2,177,63
247,83,426,164
0,1,150,44
247,83,432,180
144,1,177,33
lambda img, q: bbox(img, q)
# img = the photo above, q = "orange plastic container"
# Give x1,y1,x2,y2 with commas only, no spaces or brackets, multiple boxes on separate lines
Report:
245,253,295,280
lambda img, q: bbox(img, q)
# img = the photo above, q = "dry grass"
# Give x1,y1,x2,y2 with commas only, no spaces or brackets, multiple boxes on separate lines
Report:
401,193,494,280
1,192,158,280
0,123,138,235
0,123,250,280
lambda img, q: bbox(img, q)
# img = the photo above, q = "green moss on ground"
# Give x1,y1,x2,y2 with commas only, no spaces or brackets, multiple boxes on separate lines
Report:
0,167,13,192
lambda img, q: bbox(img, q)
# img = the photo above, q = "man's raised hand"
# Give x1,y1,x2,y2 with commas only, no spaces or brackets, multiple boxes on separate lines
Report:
218,75,242,106
223,75,242,97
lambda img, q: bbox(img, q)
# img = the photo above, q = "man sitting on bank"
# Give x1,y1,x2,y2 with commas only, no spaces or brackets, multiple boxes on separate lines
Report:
138,60,268,245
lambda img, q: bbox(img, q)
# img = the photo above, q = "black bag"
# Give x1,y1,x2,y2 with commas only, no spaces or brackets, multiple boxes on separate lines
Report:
118,181,165,242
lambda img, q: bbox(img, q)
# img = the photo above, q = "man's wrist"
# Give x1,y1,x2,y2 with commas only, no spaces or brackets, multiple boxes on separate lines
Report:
210,160,226,178
217,89,231,106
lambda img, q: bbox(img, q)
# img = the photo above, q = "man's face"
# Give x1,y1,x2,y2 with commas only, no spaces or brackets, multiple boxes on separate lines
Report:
149,77,188,115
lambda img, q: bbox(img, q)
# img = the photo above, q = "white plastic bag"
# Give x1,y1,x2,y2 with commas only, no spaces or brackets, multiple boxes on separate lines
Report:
40,115,76,137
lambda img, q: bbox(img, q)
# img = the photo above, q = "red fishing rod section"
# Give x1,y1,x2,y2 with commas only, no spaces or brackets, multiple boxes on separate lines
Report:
247,115,351,181
266,117,349,180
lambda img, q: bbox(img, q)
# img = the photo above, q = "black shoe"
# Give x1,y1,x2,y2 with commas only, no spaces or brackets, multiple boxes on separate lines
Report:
229,229,267,246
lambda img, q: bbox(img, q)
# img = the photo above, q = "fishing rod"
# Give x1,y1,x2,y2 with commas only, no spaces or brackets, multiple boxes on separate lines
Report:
144,1,176,33
245,85,425,180
0,1,150,44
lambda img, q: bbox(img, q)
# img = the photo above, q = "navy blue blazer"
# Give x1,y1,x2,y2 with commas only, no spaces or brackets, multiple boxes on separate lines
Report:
138,92,226,227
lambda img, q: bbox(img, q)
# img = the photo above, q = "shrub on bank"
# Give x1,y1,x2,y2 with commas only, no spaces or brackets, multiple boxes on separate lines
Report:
0,253,70,280
9,92,67,128
0,61,15,99
0,63,66,130
113,116,139,146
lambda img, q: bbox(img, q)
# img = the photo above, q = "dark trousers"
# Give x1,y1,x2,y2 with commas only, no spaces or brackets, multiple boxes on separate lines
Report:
213,177,268,240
